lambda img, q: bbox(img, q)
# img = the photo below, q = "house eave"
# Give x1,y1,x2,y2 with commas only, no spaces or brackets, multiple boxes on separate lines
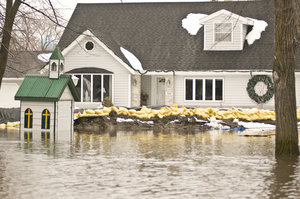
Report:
61,29,138,75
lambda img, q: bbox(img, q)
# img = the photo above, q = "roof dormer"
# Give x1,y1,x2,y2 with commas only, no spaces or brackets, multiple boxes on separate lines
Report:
199,9,254,51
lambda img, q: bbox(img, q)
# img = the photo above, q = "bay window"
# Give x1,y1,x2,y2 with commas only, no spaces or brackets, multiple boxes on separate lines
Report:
73,74,112,103
185,78,223,101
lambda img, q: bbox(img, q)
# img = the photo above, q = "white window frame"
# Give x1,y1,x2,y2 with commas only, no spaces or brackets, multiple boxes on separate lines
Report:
184,77,224,102
213,23,233,43
71,73,114,103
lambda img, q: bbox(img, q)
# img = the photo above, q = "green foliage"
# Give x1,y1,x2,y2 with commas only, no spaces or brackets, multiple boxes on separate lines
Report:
247,75,274,104
102,97,113,107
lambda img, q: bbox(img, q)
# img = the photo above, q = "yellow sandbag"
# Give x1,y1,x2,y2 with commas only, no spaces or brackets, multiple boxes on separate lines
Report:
128,109,137,115
85,109,95,114
95,109,103,114
75,112,82,118
102,107,111,113
6,122,14,128
98,112,109,117
110,106,119,113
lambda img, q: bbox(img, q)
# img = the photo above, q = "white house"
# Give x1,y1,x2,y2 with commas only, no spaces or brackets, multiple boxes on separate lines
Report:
4,1,300,109
0,51,49,108
14,46,80,141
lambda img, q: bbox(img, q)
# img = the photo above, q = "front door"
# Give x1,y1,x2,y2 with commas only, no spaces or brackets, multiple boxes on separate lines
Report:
156,77,165,106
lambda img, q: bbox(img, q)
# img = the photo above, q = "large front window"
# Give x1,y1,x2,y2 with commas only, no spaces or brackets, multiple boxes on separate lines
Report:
185,78,223,101
74,74,112,103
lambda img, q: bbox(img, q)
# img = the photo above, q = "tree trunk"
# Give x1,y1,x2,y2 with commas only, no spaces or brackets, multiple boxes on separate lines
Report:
0,0,21,88
273,0,299,156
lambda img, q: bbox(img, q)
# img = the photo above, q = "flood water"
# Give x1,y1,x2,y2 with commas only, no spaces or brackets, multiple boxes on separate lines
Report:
0,128,300,198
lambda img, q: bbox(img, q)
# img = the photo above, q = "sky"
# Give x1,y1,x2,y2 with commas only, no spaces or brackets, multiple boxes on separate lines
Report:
52,0,218,20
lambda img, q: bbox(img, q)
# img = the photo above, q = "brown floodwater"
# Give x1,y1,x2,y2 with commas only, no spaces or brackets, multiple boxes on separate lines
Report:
0,128,300,198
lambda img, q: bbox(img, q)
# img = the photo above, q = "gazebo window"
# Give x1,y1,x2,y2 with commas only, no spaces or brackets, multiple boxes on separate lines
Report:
41,109,50,129
51,62,57,71
60,63,64,71
24,108,33,128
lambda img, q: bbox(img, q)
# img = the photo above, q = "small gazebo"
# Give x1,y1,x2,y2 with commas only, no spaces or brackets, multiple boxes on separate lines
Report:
15,46,80,141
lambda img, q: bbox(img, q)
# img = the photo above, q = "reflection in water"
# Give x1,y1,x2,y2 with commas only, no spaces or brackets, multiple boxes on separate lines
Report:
269,157,300,199
1,128,300,198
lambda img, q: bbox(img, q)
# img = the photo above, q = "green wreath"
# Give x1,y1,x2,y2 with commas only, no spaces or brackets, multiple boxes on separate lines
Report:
246,75,274,104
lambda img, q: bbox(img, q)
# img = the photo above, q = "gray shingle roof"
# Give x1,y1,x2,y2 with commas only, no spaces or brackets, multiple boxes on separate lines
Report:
5,51,48,78
58,1,300,71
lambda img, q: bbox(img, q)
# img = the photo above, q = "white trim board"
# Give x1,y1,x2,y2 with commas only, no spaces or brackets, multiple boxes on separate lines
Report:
61,29,138,75
199,9,254,25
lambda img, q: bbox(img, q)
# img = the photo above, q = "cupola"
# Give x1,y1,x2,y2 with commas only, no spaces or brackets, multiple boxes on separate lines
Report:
49,46,64,79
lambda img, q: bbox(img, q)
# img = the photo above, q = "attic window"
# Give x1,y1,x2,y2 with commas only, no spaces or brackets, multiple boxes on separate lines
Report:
85,41,94,51
214,23,232,42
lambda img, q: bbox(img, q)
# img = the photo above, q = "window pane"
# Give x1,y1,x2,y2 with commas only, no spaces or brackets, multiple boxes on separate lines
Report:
195,79,203,100
93,75,102,102
215,23,231,32
74,75,81,102
215,79,223,100
215,23,232,42
185,79,193,100
215,33,231,42
104,75,112,100
83,75,91,102
205,79,213,100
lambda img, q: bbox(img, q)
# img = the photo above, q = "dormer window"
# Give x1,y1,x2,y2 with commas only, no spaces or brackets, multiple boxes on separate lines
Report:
51,62,57,71
196,9,256,51
214,23,232,42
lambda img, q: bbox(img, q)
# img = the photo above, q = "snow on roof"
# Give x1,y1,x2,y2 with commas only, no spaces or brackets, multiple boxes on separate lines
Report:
120,47,143,71
182,12,267,45
37,53,52,62
182,13,208,35
246,18,268,45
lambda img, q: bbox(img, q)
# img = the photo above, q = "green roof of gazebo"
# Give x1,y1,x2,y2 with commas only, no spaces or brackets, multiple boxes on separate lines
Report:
49,46,64,60
15,75,80,102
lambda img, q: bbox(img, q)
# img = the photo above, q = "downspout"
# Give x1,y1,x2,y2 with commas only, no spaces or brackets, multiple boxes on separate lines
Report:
54,101,56,140
70,101,73,140
173,70,176,104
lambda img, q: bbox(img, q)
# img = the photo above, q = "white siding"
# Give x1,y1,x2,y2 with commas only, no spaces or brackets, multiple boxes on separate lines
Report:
20,101,54,132
63,37,131,107
175,73,278,109
60,86,73,101
0,82,20,108
204,14,244,51
57,100,73,140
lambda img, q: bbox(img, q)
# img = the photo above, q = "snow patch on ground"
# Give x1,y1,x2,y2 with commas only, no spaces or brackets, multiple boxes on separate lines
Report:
206,116,225,129
117,118,134,123
137,120,154,125
37,53,52,62
233,118,275,131
182,13,207,35
246,18,268,45
120,47,143,71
